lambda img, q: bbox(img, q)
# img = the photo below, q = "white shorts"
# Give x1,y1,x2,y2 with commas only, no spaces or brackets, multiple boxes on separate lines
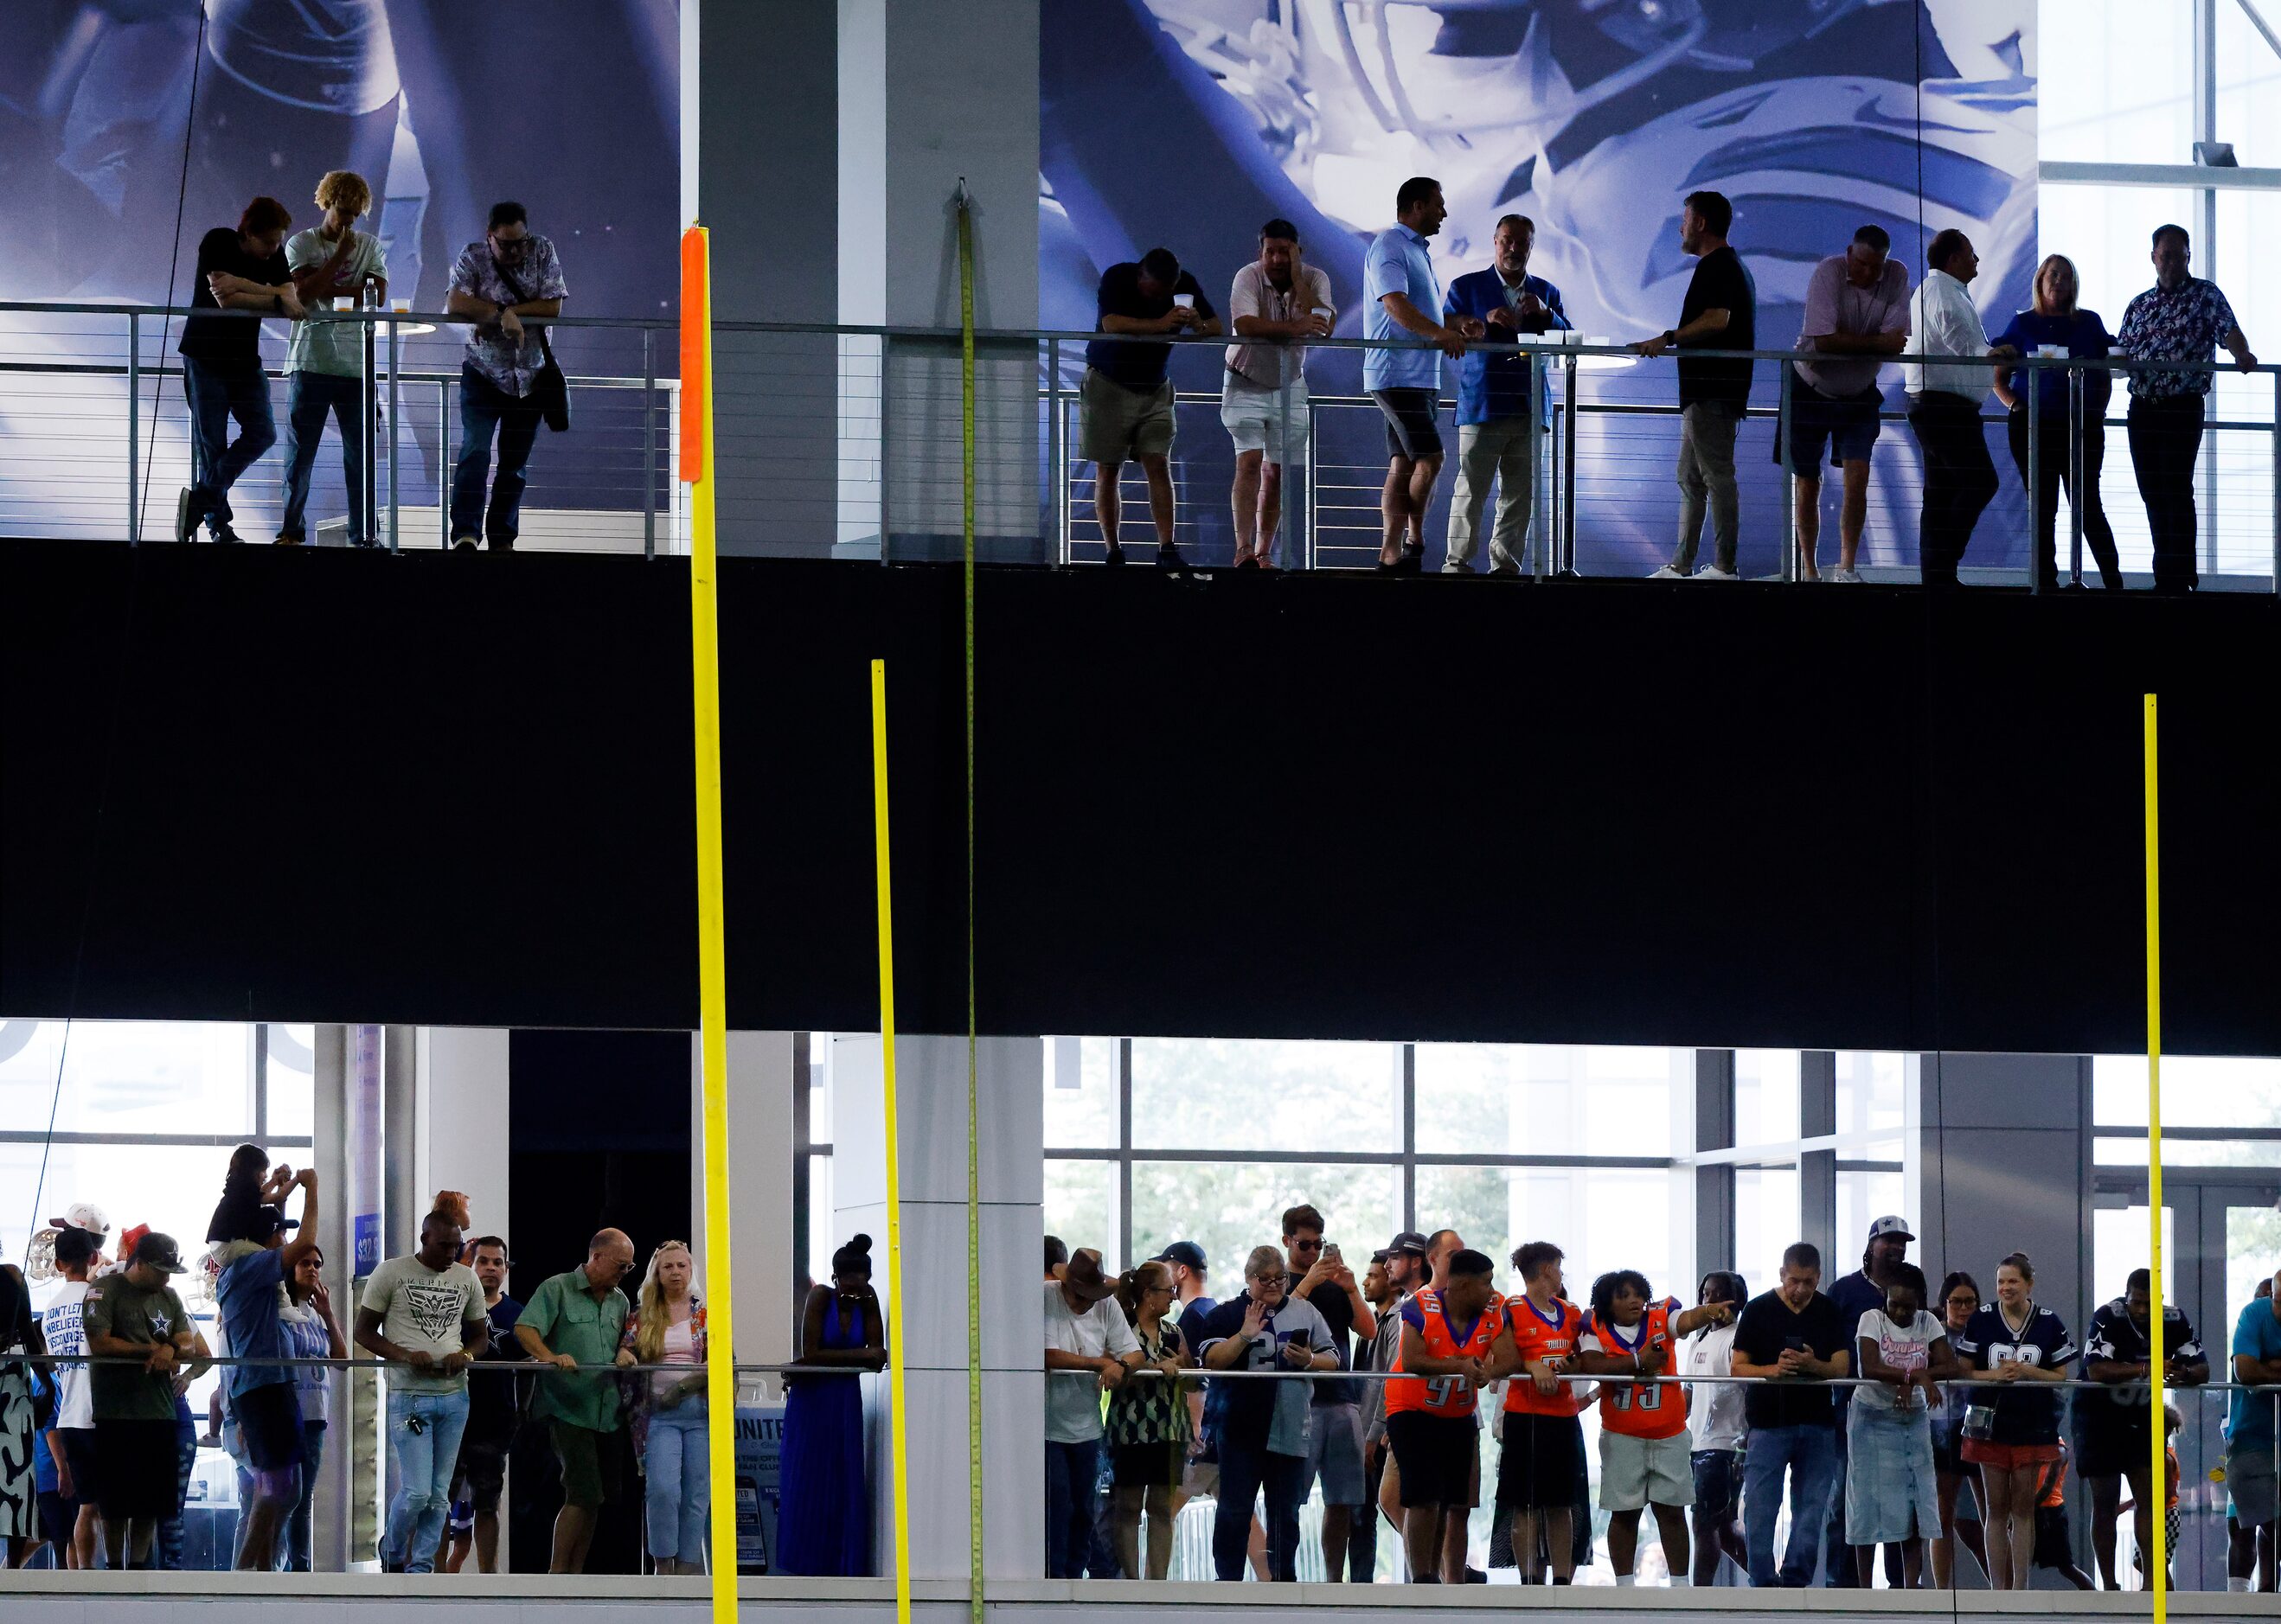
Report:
1599,1429,1695,1512
1221,377,1307,466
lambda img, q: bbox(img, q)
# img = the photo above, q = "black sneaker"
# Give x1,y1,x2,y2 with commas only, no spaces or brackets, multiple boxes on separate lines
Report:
1376,545,1424,575
175,487,204,544
274,532,304,547
1155,545,1193,575
1103,543,1127,566
349,536,381,549
1462,1566,1489,1583
210,524,245,545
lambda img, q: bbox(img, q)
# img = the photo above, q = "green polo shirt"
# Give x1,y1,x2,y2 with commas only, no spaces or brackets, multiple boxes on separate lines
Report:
520,1268,629,1432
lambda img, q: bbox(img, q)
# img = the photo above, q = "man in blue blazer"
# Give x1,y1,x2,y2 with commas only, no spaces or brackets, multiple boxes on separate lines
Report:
1441,216,1569,573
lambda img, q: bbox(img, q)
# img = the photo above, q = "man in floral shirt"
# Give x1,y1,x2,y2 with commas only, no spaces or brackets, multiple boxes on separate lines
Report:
444,201,568,550
2116,224,2256,592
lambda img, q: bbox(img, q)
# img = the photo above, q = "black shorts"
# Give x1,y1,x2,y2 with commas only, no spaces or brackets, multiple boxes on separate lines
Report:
1372,387,1444,459
1110,1441,1181,1488
1932,1416,1964,1476
453,1436,509,1513
53,1426,98,1504
235,1382,307,1473
2072,1410,2151,1480
94,1419,181,1519
1496,1411,1585,1511
1387,1410,1477,1507
1691,1448,1743,1519
37,1488,75,1548
2033,1501,2073,1569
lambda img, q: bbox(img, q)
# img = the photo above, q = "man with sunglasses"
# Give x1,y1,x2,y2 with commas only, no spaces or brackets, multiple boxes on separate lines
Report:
444,201,567,550
515,1229,635,1574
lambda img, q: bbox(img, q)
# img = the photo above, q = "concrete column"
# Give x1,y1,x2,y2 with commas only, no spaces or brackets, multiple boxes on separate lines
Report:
310,1025,353,1573
415,1026,510,1239
1695,1049,1736,1274
690,1030,798,1371
844,0,1041,560
831,1033,1043,1582
1800,1051,1837,1271
1906,1052,2094,1337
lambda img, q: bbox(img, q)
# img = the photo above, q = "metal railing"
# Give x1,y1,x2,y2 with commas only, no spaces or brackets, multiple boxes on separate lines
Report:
6,302,2281,591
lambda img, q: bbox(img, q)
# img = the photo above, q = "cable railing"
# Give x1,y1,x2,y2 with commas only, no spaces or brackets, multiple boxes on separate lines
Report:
5,302,2280,591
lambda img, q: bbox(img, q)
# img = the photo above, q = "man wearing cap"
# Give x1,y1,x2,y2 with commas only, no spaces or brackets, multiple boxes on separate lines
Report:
1368,1235,1432,1563
1823,1217,1913,1587
216,1165,321,1569
1043,1247,1142,1578
82,1231,200,1568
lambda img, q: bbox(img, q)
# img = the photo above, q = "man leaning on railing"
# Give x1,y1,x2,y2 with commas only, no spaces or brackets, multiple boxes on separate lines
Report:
176,197,304,547
444,201,567,552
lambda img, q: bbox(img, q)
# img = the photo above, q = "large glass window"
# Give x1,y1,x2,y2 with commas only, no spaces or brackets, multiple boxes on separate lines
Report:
1130,1161,1396,1287
1129,1038,1397,1154
1415,1044,1684,1158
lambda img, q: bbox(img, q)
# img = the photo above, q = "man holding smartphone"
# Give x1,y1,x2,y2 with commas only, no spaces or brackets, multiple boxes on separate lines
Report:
1282,1204,1377,1581
1730,1242,1851,1586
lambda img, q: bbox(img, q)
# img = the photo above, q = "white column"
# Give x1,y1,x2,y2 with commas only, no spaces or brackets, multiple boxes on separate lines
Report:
831,1033,1043,1582
690,1030,798,1369
414,1026,510,1240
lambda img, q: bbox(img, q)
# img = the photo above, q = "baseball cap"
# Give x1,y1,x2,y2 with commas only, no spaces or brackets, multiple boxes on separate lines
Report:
1155,1241,1208,1274
1385,1231,1430,1258
131,1231,189,1275
248,1204,300,1242
1868,1215,1914,1244
50,1202,110,1235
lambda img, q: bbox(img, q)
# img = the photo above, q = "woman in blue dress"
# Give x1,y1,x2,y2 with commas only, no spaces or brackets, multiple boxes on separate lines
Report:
778,1234,887,1575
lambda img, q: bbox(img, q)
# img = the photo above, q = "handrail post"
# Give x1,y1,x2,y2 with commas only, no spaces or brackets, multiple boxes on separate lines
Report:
126,311,140,546
1562,348,1579,574
439,379,452,549
388,314,400,552
2271,368,2280,593
1304,395,1319,570
1046,336,1063,566
878,334,892,565
1779,367,1796,580
643,327,657,559
2027,361,2041,593
2068,365,2086,587
1278,359,1296,571
1542,403,1559,581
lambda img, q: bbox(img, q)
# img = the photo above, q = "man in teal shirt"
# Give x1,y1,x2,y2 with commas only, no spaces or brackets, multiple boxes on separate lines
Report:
515,1228,636,1573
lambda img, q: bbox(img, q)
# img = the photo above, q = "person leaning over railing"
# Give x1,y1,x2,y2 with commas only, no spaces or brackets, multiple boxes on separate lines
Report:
1042,1246,1142,1579
1682,1270,1750,1583
1222,220,1331,570
81,1231,201,1570
1905,230,2009,591
2227,1263,2281,1591
2116,224,2258,594
1637,189,1755,582
278,170,387,548
1842,1262,1958,1589
1951,1251,2074,1589
1729,1240,1849,1587
443,201,567,552
617,1239,709,1576
513,1227,635,1574
1484,1239,1589,1585
2075,1264,2206,1590
1786,227,1911,584
1991,255,2124,591
176,197,304,547
1383,1247,1500,1582
1084,247,1218,573
1440,214,1567,578
1930,1271,1991,1589
1102,1259,1189,1580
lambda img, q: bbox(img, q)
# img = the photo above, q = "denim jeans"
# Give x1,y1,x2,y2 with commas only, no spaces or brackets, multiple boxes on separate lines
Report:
450,363,545,547
384,1387,471,1574
183,356,277,532
283,1422,327,1571
1743,1422,1839,1586
1214,1430,1305,1582
280,372,368,541
1043,1436,1100,1578
157,1416,199,1570
643,1398,710,1563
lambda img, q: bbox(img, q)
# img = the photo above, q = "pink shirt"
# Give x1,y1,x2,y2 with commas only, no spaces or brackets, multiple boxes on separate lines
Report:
1792,253,1910,398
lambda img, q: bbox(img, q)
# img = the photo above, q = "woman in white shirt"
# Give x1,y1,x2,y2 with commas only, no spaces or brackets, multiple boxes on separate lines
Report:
618,1242,708,1574
1682,1270,1749,1583
1847,1263,1962,1587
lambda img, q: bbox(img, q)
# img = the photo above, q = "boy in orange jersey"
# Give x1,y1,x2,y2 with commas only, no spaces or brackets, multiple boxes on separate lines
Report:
1385,1249,1502,1582
1573,1269,1735,1585
1486,1240,1587,1583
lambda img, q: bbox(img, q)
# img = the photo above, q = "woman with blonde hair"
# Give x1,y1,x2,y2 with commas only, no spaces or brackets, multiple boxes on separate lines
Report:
1992,253,2124,589
614,1240,708,1573
279,169,388,546
1105,1259,1189,1578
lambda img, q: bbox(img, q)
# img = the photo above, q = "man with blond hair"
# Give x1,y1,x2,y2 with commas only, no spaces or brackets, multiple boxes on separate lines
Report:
280,171,388,546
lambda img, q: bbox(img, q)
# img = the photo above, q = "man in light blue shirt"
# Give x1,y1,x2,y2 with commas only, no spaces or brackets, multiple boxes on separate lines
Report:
1362,177,1473,572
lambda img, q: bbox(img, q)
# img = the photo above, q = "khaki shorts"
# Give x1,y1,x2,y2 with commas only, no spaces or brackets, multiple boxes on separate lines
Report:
1598,1428,1695,1512
1080,368,1175,465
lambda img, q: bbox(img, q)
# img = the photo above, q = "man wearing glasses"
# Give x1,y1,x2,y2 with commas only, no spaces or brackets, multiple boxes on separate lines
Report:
515,1229,635,1574
444,200,567,550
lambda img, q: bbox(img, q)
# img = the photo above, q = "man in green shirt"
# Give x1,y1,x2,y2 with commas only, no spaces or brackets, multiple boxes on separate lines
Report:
515,1228,636,1573
83,1232,199,1568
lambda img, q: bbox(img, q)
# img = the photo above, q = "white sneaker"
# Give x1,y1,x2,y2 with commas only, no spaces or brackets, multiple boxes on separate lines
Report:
1829,566,1864,583
1647,565,1686,579
1695,565,1740,581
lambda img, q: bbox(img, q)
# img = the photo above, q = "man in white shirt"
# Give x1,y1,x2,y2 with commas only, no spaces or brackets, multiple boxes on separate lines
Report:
1905,231,2012,588
1043,1248,1141,1578
1683,1269,1749,1584
1224,221,1334,568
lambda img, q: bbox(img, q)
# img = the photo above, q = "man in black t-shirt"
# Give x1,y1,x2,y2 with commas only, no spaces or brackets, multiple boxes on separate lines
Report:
1081,246,1220,570
2077,1268,2207,1589
1632,190,1757,579
444,1237,526,1573
177,197,304,545
1729,1241,1849,1587
1280,1203,1376,1582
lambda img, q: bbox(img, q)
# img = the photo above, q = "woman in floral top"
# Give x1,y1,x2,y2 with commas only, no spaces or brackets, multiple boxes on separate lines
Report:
1105,1259,1190,1578
616,1241,708,1574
